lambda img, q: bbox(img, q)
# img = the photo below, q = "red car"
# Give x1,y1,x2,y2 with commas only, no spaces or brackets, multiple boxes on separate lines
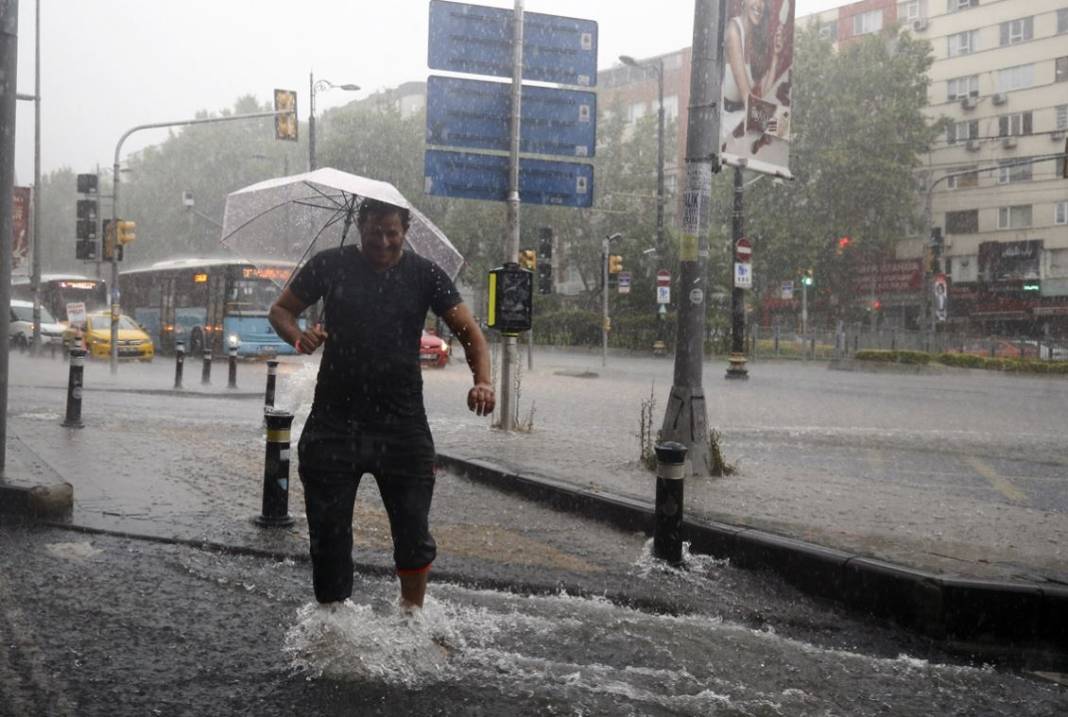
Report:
419,330,450,368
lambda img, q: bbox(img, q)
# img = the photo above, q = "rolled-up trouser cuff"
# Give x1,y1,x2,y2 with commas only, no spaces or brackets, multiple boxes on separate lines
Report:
396,563,432,577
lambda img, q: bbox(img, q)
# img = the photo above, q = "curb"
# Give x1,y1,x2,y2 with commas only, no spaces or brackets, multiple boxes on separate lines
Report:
436,452,1068,662
23,383,264,399
0,437,74,520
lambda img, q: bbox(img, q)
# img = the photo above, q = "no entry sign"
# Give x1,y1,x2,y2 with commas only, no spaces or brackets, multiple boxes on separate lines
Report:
736,237,752,263
656,269,671,287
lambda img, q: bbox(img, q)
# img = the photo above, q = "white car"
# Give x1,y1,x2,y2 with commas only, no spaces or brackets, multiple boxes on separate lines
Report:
9,299,67,349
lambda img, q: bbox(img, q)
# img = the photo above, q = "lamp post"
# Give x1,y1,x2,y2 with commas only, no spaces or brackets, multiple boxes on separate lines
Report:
619,54,666,353
308,73,360,172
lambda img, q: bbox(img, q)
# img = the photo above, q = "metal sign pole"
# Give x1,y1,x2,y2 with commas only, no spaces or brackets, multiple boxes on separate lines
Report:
499,0,524,432
0,0,19,473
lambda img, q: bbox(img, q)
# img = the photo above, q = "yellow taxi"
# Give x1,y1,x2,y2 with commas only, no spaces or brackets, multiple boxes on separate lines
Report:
82,312,155,362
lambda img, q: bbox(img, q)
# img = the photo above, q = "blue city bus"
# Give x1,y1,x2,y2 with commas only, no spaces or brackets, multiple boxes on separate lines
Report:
119,258,304,357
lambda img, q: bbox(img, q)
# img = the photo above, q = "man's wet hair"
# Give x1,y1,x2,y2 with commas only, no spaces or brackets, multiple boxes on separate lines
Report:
357,198,410,230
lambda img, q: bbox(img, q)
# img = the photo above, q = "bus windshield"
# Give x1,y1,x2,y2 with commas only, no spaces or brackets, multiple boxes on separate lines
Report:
225,277,281,315
55,280,107,315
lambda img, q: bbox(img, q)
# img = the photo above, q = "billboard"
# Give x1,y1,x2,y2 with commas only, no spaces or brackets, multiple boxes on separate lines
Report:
720,0,795,178
978,240,1042,283
12,187,30,271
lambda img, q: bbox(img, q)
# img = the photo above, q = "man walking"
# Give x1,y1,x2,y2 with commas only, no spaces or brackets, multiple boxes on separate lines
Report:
269,198,494,612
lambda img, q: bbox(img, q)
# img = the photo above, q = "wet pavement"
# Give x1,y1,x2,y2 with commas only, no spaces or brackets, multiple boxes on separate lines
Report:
2,350,1067,714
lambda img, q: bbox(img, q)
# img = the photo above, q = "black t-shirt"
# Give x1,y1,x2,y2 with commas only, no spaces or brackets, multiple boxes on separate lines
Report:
289,246,462,418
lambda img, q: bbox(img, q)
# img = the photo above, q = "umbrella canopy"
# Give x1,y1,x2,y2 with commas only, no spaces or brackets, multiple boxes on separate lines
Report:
220,167,464,281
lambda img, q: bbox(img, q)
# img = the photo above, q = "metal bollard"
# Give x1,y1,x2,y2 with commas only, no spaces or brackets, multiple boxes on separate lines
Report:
174,341,185,389
227,345,238,389
809,336,816,360
255,410,296,528
653,442,687,565
62,349,87,429
264,359,279,410
201,349,212,386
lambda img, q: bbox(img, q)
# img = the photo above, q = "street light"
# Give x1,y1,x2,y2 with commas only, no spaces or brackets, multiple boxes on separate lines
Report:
620,54,667,354
308,73,360,172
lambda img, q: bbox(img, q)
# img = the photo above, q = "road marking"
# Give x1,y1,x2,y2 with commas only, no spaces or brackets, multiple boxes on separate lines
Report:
964,456,1029,505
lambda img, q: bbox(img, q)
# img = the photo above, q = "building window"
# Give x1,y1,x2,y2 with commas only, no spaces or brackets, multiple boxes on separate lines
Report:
947,119,979,144
946,75,979,101
996,64,1035,93
627,101,647,123
998,112,1033,137
1057,105,1068,130
999,17,1033,45
903,1,922,23
998,159,1033,184
852,10,883,36
662,95,679,122
947,0,978,11
997,205,1033,230
946,209,979,234
1059,8,1068,34
947,30,978,57
1057,57,1068,83
818,20,838,41
1056,201,1068,225
947,166,979,189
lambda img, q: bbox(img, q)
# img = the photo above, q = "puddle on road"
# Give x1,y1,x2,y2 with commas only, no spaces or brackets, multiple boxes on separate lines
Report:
276,542,1065,716
45,541,103,560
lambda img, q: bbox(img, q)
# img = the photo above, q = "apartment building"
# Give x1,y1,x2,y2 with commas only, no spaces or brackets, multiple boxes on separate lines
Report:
802,0,1068,334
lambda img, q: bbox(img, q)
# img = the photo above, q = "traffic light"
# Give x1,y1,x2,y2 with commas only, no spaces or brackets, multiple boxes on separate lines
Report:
835,236,851,255
519,249,536,271
102,219,123,261
608,255,623,274
76,199,98,241
801,270,814,287
537,227,553,295
75,240,97,261
75,175,99,260
117,220,136,245
76,173,98,195
487,263,533,335
274,89,298,141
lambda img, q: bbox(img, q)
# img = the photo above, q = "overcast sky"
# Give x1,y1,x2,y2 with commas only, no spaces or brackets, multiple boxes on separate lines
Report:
13,0,846,182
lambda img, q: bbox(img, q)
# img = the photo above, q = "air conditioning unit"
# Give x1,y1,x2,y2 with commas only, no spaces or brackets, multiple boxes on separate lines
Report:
1002,136,1018,149
912,18,928,31
960,97,977,110
965,139,981,152
992,93,1008,106
1052,130,1067,141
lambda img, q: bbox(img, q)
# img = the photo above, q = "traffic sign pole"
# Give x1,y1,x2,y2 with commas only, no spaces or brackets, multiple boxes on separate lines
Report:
726,167,749,380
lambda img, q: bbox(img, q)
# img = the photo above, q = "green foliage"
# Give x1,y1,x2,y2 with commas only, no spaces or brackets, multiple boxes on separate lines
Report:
857,350,1068,374
855,349,897,362
895,350,932,365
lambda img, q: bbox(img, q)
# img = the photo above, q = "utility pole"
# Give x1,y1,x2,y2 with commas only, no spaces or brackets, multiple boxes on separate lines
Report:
29,0,39,354
0,0,19,472
660,0,725,476
498,0,524,432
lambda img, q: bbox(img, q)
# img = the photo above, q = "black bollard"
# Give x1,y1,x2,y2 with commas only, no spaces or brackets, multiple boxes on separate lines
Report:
201,349,212,386
255,410,296,528
653,441,688,565
174,341,185,389
227,345,238,389
264,359,279,410
62,348,87,429
809,336,816,359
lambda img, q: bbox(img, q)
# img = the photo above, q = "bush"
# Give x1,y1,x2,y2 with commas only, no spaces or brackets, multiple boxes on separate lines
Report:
937,352,984,369
855,350,897,363
895,350,931,365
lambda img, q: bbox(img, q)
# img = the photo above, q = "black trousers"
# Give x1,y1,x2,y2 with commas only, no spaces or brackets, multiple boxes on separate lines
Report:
298,406,437,604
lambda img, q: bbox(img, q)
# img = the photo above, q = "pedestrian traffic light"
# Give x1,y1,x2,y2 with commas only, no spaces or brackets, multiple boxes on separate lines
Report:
487,263,533,335
519,249,536,271
274,89,298,141
609,255,623,274
76,173,98,195
801,271,814,287
76,199,98,241
117,220,136,245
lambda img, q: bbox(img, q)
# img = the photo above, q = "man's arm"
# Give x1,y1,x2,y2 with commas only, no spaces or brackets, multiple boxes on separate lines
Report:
269,288,328,354
441,302,495,416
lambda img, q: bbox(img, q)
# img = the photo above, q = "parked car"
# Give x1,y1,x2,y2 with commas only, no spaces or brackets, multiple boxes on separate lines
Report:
83,311,155,362
419,330,450,368
9,299,67,350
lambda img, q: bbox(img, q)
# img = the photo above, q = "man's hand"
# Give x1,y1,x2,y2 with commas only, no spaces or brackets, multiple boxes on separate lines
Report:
467,382,496,416
295,324,329,354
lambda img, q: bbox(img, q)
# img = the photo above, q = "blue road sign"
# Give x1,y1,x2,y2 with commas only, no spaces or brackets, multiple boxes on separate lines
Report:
425,150,593,208
426,76,596,158
428,0,598,87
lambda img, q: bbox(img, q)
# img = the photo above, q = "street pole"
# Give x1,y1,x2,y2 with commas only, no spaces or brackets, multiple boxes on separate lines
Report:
308,72,316,172
602,236,609,367
801,280,808,335
30,0,40,354
660,0,725,477
498,0,524,432
0,0,18,472
655,59,666,352
726,166,748,379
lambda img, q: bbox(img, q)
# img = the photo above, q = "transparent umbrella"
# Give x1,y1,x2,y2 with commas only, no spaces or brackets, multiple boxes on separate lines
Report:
220,167,464,282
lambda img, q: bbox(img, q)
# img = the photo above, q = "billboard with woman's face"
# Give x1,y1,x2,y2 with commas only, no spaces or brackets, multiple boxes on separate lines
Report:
721,0,795,177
